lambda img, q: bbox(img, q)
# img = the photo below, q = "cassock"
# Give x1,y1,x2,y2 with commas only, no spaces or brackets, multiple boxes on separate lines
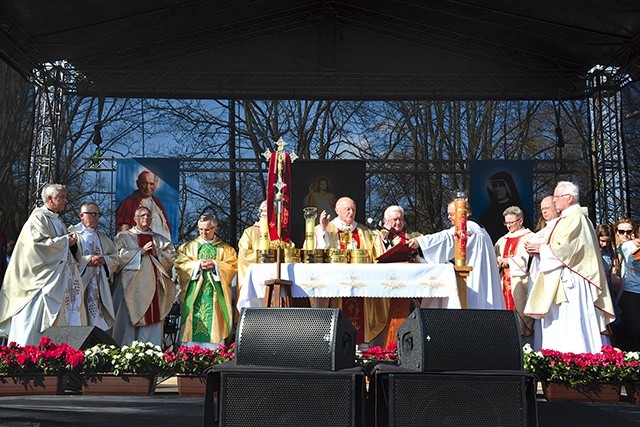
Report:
314,219,387,343
175,236,237,346
0,207,86,345
416,221,505,310
68,222,119,331
115,192,172,241
524,204,615,353
112,227,176,346
495,227,534,336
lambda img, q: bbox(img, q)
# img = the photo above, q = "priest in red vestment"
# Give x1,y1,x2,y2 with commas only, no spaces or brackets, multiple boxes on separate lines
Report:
495,205,534,338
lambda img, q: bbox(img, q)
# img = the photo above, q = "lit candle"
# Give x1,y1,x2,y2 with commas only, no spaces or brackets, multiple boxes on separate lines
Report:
454,191,468,266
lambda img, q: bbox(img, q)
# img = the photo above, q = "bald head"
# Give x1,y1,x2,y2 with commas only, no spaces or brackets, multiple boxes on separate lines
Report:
540,196,559,221
335,197,356,225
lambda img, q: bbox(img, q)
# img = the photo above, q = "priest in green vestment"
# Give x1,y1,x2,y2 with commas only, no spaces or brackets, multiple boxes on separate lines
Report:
175,213,238,348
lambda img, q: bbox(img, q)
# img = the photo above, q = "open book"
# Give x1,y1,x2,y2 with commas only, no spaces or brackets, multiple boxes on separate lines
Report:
376,242,418,263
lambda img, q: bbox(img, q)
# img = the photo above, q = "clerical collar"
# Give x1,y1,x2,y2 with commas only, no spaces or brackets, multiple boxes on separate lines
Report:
332,218,358,233
74,222,94,231
132,226,154,235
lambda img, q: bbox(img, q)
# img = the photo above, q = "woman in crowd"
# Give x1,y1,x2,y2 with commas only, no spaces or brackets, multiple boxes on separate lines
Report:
597,224,622,346
616,222,640,351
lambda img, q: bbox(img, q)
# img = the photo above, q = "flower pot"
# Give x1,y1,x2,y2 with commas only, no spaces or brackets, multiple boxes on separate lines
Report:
0,374,66,396
624,382,640,404
543,381,620,403
176,374,206,397
81,373,157,396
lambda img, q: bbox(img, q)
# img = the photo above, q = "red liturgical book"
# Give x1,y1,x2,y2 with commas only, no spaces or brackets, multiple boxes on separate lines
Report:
376,242,417,263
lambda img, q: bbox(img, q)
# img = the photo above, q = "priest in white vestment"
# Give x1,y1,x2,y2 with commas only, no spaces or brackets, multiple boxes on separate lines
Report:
68,201,119,331
112,206,176,346
407,201,504,310
0,184,86,345
524,181,615,353
524,196,560,350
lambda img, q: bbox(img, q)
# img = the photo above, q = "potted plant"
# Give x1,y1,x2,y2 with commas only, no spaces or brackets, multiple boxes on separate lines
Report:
0,336,84,395
81,340,168,395
164,343,235,396
356,341,398,367
523,343,627,403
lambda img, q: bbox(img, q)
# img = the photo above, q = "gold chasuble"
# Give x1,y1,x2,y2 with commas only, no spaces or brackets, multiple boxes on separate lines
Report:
525,206,615,332
175,237,237,344
316,220,387,343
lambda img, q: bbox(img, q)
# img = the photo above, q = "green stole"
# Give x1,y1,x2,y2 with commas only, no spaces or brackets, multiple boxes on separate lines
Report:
181,242,231,342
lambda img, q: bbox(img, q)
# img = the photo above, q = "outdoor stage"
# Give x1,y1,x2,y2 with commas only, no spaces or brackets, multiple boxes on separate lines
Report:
1,378,640,426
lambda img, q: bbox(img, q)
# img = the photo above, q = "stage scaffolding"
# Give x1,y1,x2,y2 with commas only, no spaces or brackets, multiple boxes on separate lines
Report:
588,66,630,225
30,61,76,208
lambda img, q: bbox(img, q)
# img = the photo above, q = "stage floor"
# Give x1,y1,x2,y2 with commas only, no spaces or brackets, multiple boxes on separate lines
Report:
1,378,640,426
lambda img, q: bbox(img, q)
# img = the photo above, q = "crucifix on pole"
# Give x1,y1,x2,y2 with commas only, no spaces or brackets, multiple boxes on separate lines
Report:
262,137,298,307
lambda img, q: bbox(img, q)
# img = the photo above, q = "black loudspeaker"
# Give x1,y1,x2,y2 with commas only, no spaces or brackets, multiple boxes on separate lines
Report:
397,308,522,371
374,370,537,427
44,326,118,349
235,307,356,370
204,368,366,427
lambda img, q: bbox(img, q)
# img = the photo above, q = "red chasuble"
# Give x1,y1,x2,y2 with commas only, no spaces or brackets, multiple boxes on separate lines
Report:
500,236,520,311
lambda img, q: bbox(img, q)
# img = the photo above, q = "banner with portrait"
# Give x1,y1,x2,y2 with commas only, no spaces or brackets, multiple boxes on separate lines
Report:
115,158,180,244
469,160,534,243
290,160,366,247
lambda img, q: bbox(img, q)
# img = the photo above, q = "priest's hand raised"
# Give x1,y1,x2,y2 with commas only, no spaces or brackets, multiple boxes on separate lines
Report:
320,210,330,231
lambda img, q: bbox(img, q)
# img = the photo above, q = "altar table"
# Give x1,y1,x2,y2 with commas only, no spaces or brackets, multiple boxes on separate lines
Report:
237,263,461,309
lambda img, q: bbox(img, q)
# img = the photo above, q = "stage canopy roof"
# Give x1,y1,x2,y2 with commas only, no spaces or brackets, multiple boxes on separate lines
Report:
1,1,639,100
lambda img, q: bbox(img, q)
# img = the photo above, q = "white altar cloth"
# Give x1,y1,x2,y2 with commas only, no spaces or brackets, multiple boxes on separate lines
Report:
237,263,460,309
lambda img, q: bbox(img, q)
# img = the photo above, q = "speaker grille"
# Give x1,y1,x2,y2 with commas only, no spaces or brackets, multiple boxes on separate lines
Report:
397,308,522,371
235,308,355,370
217,371,363,427
381,372,536,427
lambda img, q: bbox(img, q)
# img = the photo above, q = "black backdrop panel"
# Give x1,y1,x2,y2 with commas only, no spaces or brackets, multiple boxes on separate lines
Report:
235,307,356,371
44,326,118,349
290,160,366,247
375,371,537,427
205,370,365,427
397,308,522,371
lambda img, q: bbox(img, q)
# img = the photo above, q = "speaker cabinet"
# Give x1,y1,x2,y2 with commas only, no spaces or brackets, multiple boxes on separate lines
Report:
397,308,522,371
204,368,366,427
235,307,356,370
374,370,537,427
44,326,118,349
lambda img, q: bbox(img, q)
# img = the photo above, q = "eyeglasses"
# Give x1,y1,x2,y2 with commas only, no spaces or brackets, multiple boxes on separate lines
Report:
552,194,570,199
503,219,522,226
617,229,634,235
81,212,100,218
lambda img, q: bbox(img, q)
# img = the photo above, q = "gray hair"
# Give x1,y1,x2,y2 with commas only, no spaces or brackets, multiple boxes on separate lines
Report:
41,184,66,203
198,213,218,226
503,205,523,219
556,181,579,202
134,206,151,217
80,201,99,212
384,205,404,219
